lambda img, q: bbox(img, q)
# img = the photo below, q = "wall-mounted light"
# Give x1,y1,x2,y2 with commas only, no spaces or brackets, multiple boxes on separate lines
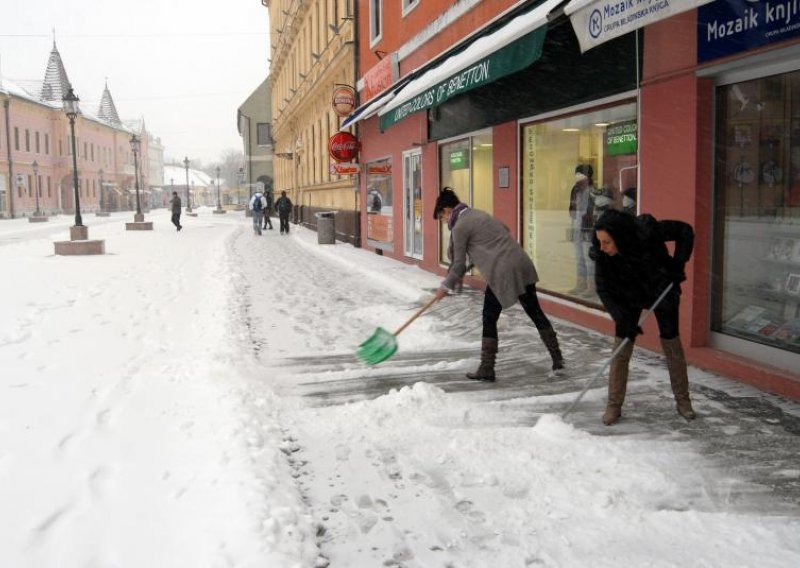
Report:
329,23,340,34
311,52,321,61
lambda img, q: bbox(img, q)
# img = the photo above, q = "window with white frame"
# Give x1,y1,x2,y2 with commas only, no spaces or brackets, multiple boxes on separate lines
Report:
369,0,382,45
402,0,419,17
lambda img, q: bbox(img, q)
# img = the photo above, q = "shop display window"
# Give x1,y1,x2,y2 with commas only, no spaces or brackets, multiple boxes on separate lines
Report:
366,158,394,251
712,70,800,355
520,102,638,302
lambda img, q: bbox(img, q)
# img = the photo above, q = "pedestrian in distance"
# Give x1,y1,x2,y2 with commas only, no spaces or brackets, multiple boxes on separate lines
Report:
263,190,274,230
275,190,293,235
432,188,564,381
170,191,182,232
249,191,267,236
591,208,696,425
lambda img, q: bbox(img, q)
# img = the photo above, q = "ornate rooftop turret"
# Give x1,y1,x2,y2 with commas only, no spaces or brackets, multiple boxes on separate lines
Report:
39,40,72,103
98,81,122,126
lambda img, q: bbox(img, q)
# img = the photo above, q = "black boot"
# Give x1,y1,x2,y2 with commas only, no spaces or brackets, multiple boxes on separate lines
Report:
538,328,564,371
466,338,498,382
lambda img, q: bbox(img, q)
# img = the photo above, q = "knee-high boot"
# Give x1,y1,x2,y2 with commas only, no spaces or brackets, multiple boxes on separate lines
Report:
661,337,696,420
603,338,634,425
466,338,497,382
538,328,564,371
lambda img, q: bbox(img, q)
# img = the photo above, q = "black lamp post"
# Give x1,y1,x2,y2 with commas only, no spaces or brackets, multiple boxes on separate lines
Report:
237,167,244,207
98,169,104,213
215,166,222,210
130,134,142,217
63,87,83,227
183,156,192,213
32,160,41,216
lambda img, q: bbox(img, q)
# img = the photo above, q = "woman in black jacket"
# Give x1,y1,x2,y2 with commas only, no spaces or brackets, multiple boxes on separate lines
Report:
592,209,695,425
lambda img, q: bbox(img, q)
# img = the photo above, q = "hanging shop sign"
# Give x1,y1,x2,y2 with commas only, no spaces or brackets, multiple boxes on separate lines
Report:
328,132,360,162
697,0,800,63
363,52,400,102
606,120,638,156
329,162,361,175
566,0,716,53
332,86,357,117
449,149,470,170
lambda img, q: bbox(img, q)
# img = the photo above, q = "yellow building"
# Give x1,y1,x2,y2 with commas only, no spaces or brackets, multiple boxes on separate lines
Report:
266,0,358,243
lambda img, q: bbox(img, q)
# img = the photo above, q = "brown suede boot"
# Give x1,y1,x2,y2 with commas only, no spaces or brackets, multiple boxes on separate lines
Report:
466,338,497,382
538,328,564,371
661,337,696,421
603,338,634,425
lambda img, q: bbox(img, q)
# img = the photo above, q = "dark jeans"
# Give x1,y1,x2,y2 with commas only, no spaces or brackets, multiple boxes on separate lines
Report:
171,212,181,229
279,213,290,233
482,284,553,340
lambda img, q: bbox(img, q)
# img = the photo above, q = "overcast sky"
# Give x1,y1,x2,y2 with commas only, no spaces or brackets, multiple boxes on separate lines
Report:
0,0,270,166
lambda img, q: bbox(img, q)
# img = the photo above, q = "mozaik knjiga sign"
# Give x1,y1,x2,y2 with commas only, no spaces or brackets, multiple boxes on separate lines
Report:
698,0,800,62
379,27,547,130
606,120,638,156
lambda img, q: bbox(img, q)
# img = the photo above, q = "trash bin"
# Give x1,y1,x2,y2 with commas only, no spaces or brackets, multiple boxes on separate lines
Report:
315,211,336,244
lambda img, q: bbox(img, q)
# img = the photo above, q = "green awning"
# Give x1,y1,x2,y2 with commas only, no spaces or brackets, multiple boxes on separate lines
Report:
378,0,562,131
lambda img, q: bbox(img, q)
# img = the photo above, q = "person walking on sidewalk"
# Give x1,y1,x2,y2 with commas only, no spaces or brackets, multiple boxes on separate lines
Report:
275,190,293,235
170,191,182,232
592,208,696,425
432,188,564,381
249,191,267,235
263,189,274,230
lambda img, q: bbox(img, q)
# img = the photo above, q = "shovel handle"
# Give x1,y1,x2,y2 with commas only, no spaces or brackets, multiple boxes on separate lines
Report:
393,296,439,336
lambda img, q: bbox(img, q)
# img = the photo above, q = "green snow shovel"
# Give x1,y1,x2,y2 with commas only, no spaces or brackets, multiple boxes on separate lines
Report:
357,296,439,365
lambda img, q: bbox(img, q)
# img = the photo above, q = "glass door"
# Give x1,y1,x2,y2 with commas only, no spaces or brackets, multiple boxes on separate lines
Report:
403,150,423,259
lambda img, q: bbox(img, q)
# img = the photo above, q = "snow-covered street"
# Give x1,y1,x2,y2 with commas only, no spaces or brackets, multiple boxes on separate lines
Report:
1,209,799,567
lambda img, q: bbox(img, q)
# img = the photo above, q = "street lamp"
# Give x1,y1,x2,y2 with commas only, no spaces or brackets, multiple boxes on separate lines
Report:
183,156,192,213
32,160,41,216
215,166,222,211
237,167,244,207
98,169,104,213
130,134,143,219
63,87,83,227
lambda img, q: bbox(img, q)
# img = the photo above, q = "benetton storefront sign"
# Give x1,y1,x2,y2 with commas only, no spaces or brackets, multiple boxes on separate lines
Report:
379,27,547,131
697,0,800,62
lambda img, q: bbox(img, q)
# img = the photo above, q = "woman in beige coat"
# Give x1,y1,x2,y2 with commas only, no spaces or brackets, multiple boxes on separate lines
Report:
433,188,563,381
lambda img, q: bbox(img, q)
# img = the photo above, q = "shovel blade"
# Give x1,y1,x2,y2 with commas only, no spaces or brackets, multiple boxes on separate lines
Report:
356,327,398,365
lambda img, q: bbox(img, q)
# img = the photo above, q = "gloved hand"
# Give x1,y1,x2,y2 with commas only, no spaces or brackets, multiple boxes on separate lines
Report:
616,320,643,340
666,258,686,284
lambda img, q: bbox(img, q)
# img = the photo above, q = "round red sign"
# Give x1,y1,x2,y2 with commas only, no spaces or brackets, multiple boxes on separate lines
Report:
332,86,356,117
328,132,360,162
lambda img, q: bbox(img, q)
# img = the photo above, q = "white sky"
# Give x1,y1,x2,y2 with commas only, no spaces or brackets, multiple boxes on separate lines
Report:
1,210,799,566
0,0,270,165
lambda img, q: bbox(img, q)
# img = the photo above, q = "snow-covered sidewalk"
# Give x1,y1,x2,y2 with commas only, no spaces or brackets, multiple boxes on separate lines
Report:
1,210,799,567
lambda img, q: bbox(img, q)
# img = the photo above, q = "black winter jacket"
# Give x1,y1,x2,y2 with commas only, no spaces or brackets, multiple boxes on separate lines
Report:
592,209,694,326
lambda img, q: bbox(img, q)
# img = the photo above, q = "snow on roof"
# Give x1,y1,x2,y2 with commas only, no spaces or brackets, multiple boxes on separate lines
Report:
163,165,213,187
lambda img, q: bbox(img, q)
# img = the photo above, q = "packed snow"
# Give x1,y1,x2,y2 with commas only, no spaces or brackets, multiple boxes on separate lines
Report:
1,210,798,567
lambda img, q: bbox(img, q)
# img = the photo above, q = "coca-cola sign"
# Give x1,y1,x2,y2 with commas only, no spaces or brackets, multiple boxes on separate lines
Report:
328,132,360,163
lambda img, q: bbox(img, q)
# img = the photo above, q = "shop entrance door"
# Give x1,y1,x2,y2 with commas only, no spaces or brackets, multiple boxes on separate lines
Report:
403,150,423,259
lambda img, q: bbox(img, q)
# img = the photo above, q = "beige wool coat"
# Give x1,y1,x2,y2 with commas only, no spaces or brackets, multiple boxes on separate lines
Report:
441,208,539,308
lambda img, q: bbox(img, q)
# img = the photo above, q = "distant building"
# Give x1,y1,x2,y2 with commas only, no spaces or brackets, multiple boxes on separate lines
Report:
237,77,274,201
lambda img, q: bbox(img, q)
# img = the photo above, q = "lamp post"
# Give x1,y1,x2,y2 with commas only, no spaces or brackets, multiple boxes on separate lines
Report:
215,166,222,211
183,156,192,213
237,167,244,208
63,87,83,228
130,134,143,220
98,169,104,213
32,160,41,216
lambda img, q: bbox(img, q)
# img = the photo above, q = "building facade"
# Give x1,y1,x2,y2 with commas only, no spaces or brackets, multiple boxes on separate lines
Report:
0,43,159,218
266,0,359,244
343,0,800,399
238,77,275,200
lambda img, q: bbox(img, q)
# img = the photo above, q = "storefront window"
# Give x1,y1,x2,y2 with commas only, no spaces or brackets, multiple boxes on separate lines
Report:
712,70,800,355
366,158,394,251
520,102,638,301
438,132,493,265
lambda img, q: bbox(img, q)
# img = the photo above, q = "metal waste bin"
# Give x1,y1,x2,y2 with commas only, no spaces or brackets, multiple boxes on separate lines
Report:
315,211,336,244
